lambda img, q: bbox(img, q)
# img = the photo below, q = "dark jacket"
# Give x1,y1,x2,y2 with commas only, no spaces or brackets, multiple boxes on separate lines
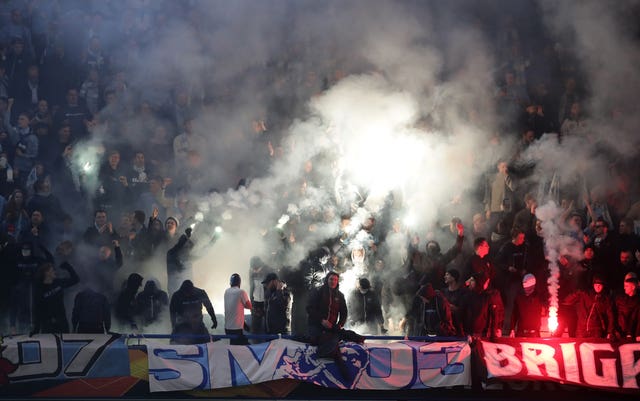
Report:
265,286,291,334
512,290,544,336
615,292,640,338
136,280,169,326
82,225,120,248
409,235,464,289
32,262,79,334
114,274,143,329
166,233,192,276
169,282,216,330
406,290,455,337
564,289,615,338
91,246,123,300
306,279,347,332
348,288,383,332
72,288,111,333
464,287,504,337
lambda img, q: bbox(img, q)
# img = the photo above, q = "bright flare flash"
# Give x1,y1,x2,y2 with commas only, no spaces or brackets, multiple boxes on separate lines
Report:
82,162,92,172
547,306,558,333
276,214,290,229
214,226,223,233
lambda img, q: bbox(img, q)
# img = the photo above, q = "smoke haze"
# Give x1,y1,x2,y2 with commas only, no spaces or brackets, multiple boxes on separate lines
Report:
60,0,640,332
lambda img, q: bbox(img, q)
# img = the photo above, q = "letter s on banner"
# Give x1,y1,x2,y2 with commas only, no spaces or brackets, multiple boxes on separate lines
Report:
482,342,522,378
148,344,210,392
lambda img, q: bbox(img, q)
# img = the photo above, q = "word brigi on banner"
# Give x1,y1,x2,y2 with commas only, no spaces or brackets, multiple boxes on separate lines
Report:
148,339,471,392
0,334,130,384
478,338,640,392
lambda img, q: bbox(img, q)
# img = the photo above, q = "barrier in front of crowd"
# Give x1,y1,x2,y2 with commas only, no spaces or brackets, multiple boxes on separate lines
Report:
0,333,638,397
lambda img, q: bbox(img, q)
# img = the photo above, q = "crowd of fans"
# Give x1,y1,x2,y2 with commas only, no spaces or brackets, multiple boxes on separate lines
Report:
0,1,639,343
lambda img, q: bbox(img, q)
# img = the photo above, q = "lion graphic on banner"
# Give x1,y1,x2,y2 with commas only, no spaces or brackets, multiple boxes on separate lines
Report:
273,342,369,389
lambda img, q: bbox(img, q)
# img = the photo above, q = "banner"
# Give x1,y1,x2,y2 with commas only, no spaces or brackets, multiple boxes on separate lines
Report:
0,334,130,384
148,339,471,392
478,338,640,392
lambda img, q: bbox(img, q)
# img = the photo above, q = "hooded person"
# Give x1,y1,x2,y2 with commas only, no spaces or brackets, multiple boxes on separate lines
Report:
135,279,169,326
402,282,455,337
114,273,143,331
511,273,544,337
72,286,111,334
170,279,217,344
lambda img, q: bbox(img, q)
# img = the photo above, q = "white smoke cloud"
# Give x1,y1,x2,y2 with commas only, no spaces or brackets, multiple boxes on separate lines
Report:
57,1,640,336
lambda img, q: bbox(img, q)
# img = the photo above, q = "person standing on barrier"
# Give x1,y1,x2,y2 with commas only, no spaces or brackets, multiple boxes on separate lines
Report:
306,271,359,382
263,272,291,335
306,271,347,338
170,279,217,344
224,273,252,345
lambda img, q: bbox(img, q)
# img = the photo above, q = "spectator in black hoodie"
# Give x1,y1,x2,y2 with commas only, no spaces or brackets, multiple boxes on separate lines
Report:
169,279,217,345
72,286,111,334
114,273,143,331
136,279,169,327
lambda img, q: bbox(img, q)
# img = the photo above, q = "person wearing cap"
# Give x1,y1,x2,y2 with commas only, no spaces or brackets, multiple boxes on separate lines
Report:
224,273,252,345
263,272,291,335
614,276,640,340
347,277,385,335
563,275,615,338
511,273,543,337
401,282,455,337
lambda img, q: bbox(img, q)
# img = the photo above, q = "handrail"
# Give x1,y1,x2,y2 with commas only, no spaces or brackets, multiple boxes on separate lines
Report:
120,332,467,342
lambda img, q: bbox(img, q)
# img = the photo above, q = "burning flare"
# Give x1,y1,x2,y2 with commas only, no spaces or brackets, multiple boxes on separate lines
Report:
547,306,558,333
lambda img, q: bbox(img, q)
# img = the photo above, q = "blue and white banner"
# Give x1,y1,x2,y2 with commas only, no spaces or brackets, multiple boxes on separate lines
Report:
147,339,471,392
0,334,130,383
